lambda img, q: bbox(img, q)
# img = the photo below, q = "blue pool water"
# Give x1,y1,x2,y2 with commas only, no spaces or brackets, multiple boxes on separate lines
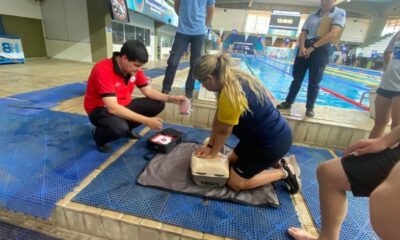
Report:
243,55,382,110
195,54,382,110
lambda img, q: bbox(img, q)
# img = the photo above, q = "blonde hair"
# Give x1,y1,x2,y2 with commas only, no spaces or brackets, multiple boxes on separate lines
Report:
193,54,268,112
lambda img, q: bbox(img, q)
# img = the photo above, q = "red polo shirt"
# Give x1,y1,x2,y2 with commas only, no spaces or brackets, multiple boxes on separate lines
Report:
84,56,148,114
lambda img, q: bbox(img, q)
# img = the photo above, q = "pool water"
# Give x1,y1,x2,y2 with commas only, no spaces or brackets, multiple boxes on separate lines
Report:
194,54,382,110
243,55,382,110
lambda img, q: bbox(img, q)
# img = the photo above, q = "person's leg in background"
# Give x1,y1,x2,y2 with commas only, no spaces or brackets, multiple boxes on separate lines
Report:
288,158,351,240
277,55,309,109
162,33,191,94
369,92,391,138
185,34,205,98
288,142,400,240
390,96,400,131
306,46,330,117
370,161,400,240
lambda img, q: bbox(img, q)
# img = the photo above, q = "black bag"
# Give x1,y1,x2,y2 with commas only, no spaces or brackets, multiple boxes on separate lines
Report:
146,128,183,154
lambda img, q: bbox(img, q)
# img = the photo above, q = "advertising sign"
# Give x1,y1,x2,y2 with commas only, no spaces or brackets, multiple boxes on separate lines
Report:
0,34,25,64
110,0,129,23
269,14,300,28
127,0,178,27
268,13,300,37
233,42,254,54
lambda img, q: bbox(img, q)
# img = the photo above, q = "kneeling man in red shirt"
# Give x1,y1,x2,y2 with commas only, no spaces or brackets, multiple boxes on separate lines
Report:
84,40,186,152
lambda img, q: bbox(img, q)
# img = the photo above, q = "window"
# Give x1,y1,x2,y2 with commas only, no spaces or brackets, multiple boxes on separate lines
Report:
112,21,124,44
124,24,136,41
245,13,269,34
135,27,145,44
160,34,174,47
382,19,400,36
144,29,150,46
111,20,151,46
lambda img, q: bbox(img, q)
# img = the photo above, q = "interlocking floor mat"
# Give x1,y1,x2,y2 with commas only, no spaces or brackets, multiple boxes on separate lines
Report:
0,98,127,218
0,79,174,218
73,124,300,240
0,221,58,240
290,145,379,240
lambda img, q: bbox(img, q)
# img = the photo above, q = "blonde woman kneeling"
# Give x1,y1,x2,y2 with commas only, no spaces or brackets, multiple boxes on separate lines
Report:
193,54,299,193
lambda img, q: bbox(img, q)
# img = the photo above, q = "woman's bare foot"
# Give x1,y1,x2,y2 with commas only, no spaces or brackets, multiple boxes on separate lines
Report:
287,227,317,240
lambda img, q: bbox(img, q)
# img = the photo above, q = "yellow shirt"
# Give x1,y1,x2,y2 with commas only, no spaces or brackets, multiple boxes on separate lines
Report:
217,88,245,125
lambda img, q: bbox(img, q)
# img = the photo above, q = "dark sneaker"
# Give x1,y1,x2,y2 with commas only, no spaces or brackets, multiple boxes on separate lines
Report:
281,157,301,194
273,158,285,168
92,128,112,153
96,144,112,153
282,165,299,194
305,109,314,117
277,102,291,110
128,130,141,139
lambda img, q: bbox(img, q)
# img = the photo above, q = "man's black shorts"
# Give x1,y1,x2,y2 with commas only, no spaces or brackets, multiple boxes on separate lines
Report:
341,145,400,197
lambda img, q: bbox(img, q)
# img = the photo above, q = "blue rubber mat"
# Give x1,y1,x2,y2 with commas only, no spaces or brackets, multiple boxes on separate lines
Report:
10,83,86,104
333,149,344,157
177,61,190,70
143,61,190,79
73,123,300,240
144,68,166,78
290,146,379,239
5,83,86,116
0,101,127,218
0,221,58,240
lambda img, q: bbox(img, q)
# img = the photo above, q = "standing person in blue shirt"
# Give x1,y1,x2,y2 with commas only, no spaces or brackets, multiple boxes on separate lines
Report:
277,0,346,117
161,0,215,98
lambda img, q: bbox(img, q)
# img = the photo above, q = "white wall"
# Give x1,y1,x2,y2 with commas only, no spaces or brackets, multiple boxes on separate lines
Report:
341,17,370,43
45,39,92,62
41,0,91,62
213,7,369,45
0,0,42,19
213,8,247,33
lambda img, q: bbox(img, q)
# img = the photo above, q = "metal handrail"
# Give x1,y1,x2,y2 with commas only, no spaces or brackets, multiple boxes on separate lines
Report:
359,91,370,105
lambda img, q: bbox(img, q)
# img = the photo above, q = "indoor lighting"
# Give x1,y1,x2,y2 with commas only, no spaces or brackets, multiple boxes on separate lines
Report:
272,10,301,16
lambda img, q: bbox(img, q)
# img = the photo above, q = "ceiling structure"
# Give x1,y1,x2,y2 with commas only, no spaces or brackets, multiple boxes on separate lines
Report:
215,0,400,18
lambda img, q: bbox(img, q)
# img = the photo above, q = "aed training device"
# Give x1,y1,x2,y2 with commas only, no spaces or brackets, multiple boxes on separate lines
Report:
147,128,183,154
191,153,229,187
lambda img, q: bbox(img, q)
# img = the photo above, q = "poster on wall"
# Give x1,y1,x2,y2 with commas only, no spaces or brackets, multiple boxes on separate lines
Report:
126,0,178,27
110,0,129,23
0,34,25,64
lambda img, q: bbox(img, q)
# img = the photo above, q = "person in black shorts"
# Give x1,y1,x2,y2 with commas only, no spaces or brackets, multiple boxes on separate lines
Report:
287,125,400,240
369,31,400,138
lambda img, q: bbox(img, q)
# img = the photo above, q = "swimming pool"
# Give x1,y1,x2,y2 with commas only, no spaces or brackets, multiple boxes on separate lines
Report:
192,54,382,110
239,55,382,110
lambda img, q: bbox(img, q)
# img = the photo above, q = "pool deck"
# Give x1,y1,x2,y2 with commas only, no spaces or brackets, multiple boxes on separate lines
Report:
0,59,379,240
